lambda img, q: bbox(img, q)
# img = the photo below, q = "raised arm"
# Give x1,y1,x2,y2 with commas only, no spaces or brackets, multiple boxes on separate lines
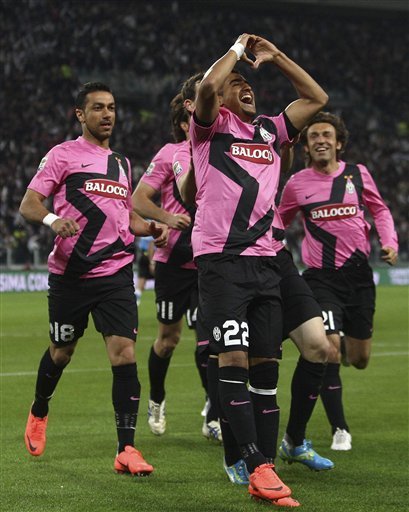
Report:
195,33,256,124
19,189,80,239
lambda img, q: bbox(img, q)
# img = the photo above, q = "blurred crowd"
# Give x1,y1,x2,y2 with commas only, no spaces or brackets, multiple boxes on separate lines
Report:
1,0,408,266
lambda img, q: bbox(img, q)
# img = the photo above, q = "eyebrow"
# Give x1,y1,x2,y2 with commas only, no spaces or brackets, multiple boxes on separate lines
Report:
91,102,115,107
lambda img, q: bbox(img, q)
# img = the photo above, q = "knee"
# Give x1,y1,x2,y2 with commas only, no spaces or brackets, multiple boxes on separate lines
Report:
50,345,75,366
350,357,369,370
155,332,180,358
249,360,279,389
302,337,330,364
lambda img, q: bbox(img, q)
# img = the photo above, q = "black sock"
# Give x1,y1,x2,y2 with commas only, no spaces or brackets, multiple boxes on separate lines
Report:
286,357,326,446
194,347,208,392
31,349,67,418
220,414,242,466
148,346,171,403
112,363,140,453
320,363,349,433
218,366,265,473
249,361,280,462
206,356,219,422
239,443,266,474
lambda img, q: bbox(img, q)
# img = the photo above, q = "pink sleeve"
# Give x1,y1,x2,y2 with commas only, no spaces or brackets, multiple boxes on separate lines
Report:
140,145,170,192
360,164,399,251
278,175,300,227
27,146,67,197
189,111,222,143
172,141,191,182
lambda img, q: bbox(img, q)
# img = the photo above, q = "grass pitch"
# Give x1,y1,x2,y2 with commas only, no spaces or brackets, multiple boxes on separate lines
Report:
1,286,408,511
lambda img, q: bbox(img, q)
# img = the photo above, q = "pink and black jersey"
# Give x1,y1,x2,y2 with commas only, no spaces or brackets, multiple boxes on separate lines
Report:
271,207,286,254
278,161,398,269
140,141,196,269
190,107,292,257
28,136,135,278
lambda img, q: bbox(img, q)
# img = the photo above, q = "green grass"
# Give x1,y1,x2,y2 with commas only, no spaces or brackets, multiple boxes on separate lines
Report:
1,287,408,512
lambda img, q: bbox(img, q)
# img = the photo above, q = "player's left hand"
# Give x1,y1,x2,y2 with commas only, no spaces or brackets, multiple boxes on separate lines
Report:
149,221,168,248
381,246,398,266
247,36,282,69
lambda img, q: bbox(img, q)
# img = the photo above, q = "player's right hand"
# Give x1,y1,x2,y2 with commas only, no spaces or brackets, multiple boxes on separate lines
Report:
167,213,191,230
52,218,80,238
234,33,258,67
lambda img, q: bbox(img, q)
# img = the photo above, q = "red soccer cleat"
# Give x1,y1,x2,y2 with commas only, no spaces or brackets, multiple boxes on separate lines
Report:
114,446,154,476
249,463,292,501
25,411,48,456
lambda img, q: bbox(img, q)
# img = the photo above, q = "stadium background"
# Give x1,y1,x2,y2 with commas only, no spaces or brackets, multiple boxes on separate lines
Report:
1,0,408,271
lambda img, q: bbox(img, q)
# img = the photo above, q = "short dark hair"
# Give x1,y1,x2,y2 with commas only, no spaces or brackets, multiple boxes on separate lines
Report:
75,82,113,109
300,111,349,164
181,72,204,102
170,93,189,143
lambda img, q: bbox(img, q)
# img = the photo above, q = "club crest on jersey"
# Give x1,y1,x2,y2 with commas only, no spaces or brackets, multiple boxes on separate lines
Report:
173,161,183,177
213,326,221,342
344,175,355,194
84,179,128,199
259,126,273,142
230,143,273,164
115,157,126,177
145,162,155,176
310,203,357,221
37,156,48,171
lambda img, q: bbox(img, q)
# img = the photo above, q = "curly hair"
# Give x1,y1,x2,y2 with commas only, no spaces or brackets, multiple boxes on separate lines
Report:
300,111,349,165
170,93,190,142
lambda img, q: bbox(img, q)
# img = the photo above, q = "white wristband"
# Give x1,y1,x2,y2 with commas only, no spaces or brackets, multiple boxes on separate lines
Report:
229,42,245,60
42,213,60,227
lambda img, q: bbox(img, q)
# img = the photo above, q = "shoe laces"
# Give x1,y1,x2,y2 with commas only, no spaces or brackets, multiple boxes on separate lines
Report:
236,460,249,480
31,417,47,439
255,463,282,485
207,421,221,439
335,429,348,443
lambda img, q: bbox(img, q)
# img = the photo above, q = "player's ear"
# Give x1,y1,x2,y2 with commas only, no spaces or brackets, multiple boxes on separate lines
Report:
75,108,84,123
183,99,194,114
180,121,189,135
336,141,342,151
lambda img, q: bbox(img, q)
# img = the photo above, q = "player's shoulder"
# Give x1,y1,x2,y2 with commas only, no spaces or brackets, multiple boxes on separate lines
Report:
153,142,181,161
289,167,313,182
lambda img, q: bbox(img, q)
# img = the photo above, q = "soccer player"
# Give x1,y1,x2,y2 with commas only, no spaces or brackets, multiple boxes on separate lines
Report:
135,235,155,306
174,140,334,479
20,82,168,476
132,87,221,441
278,111,398,450
189,33,328,506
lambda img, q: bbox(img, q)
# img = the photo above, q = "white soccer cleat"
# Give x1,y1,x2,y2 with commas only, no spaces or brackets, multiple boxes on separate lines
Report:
148,399,166,435
331,428,352,451
201,398,210,418
202,419,222,443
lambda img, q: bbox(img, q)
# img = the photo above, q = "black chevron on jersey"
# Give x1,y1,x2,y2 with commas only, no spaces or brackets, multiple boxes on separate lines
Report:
301,164,362,269
209,132,274,254
166,181,195,266
64,154,133,277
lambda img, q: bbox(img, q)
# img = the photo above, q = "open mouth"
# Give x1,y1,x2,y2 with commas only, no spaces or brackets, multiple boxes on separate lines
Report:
240,93,253,105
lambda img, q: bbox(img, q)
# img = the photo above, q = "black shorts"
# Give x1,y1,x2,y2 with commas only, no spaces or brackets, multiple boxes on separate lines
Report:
48,264,137,346
274,248,322,339
196,254,283,359
138,252,153,279
154,262,198,328
303,261,376,339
